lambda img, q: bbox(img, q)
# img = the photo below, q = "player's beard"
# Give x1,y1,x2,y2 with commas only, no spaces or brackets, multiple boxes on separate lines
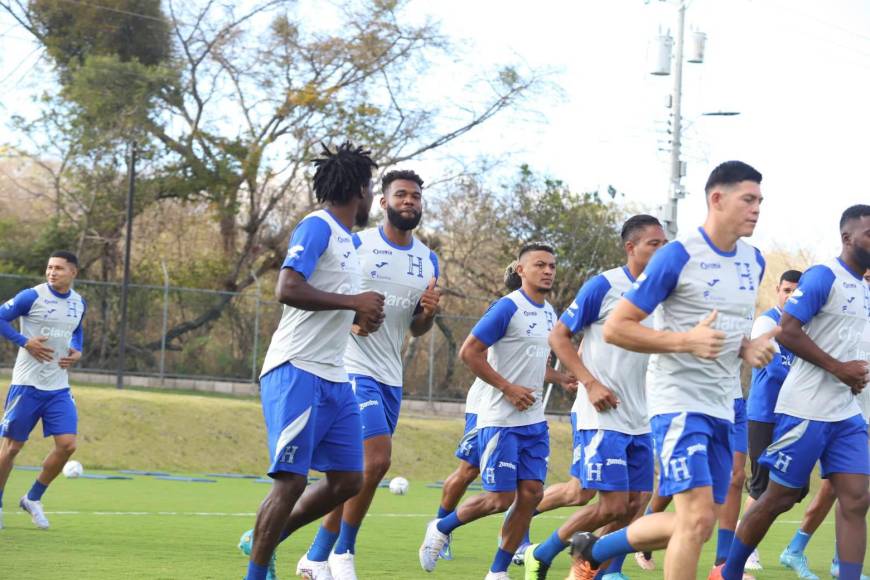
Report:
855,245,870,270
387,206,422,231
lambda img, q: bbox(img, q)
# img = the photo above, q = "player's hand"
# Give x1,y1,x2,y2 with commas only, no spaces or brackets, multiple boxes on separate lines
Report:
683,310,726,359
352,291,385,335
59,349,81,369
24,336,54,362
585,379,620,412
419,278,441,318
833,360,869,393
557,372,579,394
503,383,536,412
740,327,781,368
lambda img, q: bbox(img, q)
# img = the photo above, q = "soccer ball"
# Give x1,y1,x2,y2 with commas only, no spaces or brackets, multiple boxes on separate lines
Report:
62,460,84,479
388,476,409,495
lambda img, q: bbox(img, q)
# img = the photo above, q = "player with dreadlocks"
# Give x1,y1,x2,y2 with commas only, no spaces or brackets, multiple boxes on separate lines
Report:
241,142,384,580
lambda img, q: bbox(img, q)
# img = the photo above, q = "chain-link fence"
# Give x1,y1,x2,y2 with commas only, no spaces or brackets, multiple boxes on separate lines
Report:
0,274,577,413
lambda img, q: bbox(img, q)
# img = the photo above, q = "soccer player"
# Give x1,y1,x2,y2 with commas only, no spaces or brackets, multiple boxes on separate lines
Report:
418,244,576,580
714,204,870,580
523,214,668,580
567,161,777,580
243,142,384,580
293,169,440,579
0,251,86,530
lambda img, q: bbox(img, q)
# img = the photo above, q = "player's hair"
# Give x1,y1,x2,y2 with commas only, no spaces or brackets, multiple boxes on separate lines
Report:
517,242,555,260
779,270,802,284
50,250,78,267
839,204,870,231
504,260,521,291
704,160,762,195
312,141,378,204
382,169,424,194
620,214,662,242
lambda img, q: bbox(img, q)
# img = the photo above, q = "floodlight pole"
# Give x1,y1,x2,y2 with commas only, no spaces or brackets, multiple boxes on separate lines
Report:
116,140,136,389
663,0,686,241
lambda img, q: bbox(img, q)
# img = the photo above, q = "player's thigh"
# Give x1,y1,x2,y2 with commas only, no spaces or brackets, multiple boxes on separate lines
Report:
747,420,773,499
627,433,655,493
312,379,363,474
0,385,44,442
759,414,827,490
41,389,78,438
516,422,549,486
478,426,520,492
260,363,319,477
651,413,729,502
455,414,481,469
818,414,870,480
351,375,392,441
578,429,632,492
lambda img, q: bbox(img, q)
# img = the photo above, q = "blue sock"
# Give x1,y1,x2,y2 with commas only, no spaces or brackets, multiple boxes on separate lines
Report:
0,488,4,508
838,561,862,580
333,521,360,555
604,553,628,573
437,506,451,519
786,529,812,554
306,525,339,562
27,480,47,502
246,561,269,580
533,530,569,566
491,548,514,573
436,511,463,535
722,536,755,580
590,528,635,565
717,529,736,564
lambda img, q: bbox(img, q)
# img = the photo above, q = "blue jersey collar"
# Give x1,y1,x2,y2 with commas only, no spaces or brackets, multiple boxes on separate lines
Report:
378,226,414,250
835,257,863,281
47,284,71,299
323,208,354,235
698,226,737,257
621,265,636,283
519,288,545,308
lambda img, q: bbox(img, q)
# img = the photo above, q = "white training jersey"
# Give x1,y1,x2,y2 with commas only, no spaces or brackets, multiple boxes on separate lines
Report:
859,314,870,422
260,209,362,383
624,227,764,422
776,258,870,422
562,266,653,435
471,289,557,428
344,227,439,386
464,379,489,415
1,283,86,391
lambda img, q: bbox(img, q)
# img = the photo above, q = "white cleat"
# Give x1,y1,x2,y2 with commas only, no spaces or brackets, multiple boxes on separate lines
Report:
296,554,334,580
328,551,358,580
745,548,763,571
19,496,49,529
484,572,511,579
419,519,449,572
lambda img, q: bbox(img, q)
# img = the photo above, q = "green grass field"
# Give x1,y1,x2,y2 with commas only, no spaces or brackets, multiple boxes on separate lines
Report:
0,383,851,579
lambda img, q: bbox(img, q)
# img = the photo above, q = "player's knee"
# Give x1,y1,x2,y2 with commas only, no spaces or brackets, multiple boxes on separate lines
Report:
364,454,391,480
730,467,746,490
680,509,716,541
459,464,479,485
599,498,632,523
0,439,24,458
837,487,870,518
57,439,77,455
519,484,544,508
487,491,516,513
331,473,364,501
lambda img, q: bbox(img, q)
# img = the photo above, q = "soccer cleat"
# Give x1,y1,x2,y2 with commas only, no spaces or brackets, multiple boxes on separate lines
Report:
568,532,601,580
780,549,819,580
327,551,357,580
296,554,333,580
634,551,655,571
19,496,49,529
238,529,279,580
512,541,532,566
745,548,763,571
708,564,724,580
601,574,630,580
485,572,511,580
523,544,550,580
419,519,449,572
439,532,454,561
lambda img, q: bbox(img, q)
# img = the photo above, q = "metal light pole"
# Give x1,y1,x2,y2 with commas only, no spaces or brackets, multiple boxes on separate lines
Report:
663,0,687,241
116,140,136,389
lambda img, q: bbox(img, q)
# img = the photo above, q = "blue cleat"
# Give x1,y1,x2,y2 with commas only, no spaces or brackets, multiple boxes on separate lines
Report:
239,528,278,580
602,574,630,580
780,548,819,580
512,541,532,566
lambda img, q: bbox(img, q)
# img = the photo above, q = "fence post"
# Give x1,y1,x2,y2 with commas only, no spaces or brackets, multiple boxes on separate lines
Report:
427,318,436,404
251,271,262,382
159,261,169,386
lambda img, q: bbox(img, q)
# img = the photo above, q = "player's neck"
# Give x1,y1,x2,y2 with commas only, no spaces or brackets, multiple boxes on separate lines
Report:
325,202,357,231
48,281,71,295
520,284,547,305
625,260,644,280
837,251,863,279
700,218,739,253
381,221,413,247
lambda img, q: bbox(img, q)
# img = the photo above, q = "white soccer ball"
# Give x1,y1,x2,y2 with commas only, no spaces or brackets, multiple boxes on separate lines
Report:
62,460,84,479
388,476,409,495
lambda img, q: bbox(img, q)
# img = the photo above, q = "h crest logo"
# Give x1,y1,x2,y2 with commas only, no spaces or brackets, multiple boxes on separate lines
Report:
66,301,78,319
485,467,496,485
280,445,300,464
585,462,603,482
407,255,424,278
734,261,756,291
668,457,691,481
773,452,793,473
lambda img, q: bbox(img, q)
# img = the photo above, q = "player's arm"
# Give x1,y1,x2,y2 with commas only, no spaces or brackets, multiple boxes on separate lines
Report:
410,278,440,337
750,314,788,380
544,363,578,394
0,289,53,362
778,265,868,393
60,299,86,369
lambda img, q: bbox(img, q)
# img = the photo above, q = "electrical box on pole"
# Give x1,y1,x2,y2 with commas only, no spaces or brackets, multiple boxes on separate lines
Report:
687,30,707,63
650,32,673,76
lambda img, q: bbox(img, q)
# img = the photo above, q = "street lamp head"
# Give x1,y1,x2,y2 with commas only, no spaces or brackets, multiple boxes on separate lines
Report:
701,111,741,117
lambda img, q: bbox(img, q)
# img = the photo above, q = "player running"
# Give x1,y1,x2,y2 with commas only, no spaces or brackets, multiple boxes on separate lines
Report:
292,169,440,580
0,251,86,531
568,161,777,580
418,243,576,580
523,214,667,580
243,143,383,580
714,204,870,580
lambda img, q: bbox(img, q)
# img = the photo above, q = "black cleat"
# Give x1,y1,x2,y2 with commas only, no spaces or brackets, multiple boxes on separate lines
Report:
569,532,603,569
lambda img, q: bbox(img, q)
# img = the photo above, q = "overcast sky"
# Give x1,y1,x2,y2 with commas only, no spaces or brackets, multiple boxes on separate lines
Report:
2,0,868,259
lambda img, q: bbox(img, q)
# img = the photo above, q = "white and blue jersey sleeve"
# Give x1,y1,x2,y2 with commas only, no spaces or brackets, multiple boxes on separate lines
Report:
776,259,868,422
282,216,332,279
747,308,792,423
471,298,518,347
0,288,38,347
561,275,609,333
624,242,689,314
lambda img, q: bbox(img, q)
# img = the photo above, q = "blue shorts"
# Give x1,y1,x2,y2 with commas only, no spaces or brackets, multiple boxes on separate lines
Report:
1,385,77,441
760,413,870,489
578,429,654,492
260,362,363,477
570,413,583,479
651,412,733,504
350,375,402,440
731,397,748,455
454,413,481,468
478,421,549,492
